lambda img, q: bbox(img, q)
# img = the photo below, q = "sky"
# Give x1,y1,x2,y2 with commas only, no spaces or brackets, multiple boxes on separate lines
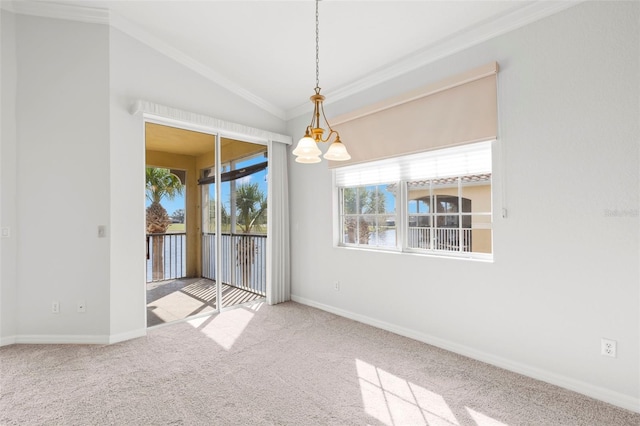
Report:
146,155,268,220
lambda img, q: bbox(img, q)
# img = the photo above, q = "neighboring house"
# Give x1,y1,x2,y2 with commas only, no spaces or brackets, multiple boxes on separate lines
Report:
1,1,638,413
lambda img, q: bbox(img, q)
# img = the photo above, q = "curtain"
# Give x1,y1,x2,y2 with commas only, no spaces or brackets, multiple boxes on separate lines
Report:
266,141,290,304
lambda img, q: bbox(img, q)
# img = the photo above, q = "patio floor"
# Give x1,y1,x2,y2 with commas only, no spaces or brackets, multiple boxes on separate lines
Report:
146,277,265,328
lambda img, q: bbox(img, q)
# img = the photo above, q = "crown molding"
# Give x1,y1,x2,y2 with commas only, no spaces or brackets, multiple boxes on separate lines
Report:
109,13,287,120
4,0,584,123
285,0,585,121
3,0,287,121
2,0,109,24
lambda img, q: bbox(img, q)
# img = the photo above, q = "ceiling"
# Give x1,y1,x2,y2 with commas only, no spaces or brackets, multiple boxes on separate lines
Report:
145,122,214,156
145,122,267,159
12,1,581,120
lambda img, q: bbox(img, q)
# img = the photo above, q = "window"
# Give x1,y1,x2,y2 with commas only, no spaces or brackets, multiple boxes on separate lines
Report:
406,175,492,254
335,141,493,259
341,184,396,248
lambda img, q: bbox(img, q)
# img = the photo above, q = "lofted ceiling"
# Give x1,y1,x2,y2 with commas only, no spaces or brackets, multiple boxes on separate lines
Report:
6,0,582,120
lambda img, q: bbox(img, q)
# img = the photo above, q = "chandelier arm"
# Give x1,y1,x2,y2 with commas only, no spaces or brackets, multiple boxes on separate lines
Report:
308,106,317,130
319,99,339,141
304,125,313,137
322,129,340,144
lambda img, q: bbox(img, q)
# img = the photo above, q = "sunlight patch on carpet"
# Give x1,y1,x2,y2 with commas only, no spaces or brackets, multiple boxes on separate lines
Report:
357,358,469,425
191,307,255,350
186,315,211,328
356,358,460,425
247,301,264,311
466,407,509,426
148,291,213,323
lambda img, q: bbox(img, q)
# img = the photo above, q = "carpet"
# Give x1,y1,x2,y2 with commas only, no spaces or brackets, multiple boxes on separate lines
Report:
1,301,638,425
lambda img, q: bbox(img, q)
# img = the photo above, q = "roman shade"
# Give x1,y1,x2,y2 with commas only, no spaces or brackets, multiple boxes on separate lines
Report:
334,140,492,187
329,62,498,167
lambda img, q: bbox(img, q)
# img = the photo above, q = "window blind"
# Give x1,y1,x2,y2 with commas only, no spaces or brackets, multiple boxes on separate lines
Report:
334,140,492,187
329,62,498,168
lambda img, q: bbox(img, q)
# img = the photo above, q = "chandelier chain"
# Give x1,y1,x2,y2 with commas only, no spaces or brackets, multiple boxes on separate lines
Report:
315,0,320,89
292,0,350,162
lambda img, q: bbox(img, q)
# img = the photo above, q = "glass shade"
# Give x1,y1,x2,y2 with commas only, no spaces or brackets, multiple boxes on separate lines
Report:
292,136,321,157
295,154,321,164
323,140,351,161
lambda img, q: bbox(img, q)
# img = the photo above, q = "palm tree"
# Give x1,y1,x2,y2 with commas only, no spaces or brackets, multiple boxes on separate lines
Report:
343,187,385,244
234,183,266,287
145,167,184,280
235,183,267,234
207,199,230,233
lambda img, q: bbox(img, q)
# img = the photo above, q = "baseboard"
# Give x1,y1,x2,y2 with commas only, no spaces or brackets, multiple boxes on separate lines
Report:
291,295,640,414
15,334,111,345
1,329,148,346
0,335,17,347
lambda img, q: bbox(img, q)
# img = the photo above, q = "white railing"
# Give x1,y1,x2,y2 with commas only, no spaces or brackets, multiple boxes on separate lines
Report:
146,233,186,282
202,233,267,296
407,227,472,252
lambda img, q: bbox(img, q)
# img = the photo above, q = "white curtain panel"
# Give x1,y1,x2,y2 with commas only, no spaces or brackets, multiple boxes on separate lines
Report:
266,141,291,304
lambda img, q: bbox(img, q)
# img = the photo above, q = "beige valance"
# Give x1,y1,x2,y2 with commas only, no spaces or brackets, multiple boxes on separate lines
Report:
329,62,498,167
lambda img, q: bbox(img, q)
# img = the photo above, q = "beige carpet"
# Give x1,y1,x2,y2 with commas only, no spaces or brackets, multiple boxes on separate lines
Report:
1,302,638,425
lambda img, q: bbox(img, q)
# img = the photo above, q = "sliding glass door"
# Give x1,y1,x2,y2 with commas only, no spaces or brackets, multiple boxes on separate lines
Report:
201,137,268,309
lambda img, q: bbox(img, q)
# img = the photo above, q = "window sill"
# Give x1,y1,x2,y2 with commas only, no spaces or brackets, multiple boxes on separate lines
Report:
336,244,493,262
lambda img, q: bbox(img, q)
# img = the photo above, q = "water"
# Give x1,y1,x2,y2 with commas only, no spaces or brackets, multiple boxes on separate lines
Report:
368,228,397,247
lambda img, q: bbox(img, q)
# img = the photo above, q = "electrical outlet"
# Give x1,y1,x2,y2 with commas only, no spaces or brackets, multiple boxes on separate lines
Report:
77,300,86,313
601,338,617,358
334,281,340,291
52,301,60,314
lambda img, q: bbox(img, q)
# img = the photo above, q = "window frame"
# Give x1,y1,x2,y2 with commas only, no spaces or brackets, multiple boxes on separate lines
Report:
338,184,400,251
403,175,492,259
333,142,494,261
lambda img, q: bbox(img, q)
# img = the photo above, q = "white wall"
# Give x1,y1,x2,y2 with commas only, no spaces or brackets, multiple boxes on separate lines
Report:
1,9,19,344
107,27,286,339
0,11,286,343
287,1,639,411
12,15,112,340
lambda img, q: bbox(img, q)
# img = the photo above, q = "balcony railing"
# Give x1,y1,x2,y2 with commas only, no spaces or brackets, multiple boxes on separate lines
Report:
146,232,267,296
407,227,472,252
146,233,186,282
202,233,267,296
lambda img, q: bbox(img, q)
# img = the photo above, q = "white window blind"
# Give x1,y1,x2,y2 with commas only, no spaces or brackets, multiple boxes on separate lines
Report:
334,141,493,187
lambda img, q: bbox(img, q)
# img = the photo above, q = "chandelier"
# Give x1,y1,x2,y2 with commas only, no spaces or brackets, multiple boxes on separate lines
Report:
292,0,351,164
